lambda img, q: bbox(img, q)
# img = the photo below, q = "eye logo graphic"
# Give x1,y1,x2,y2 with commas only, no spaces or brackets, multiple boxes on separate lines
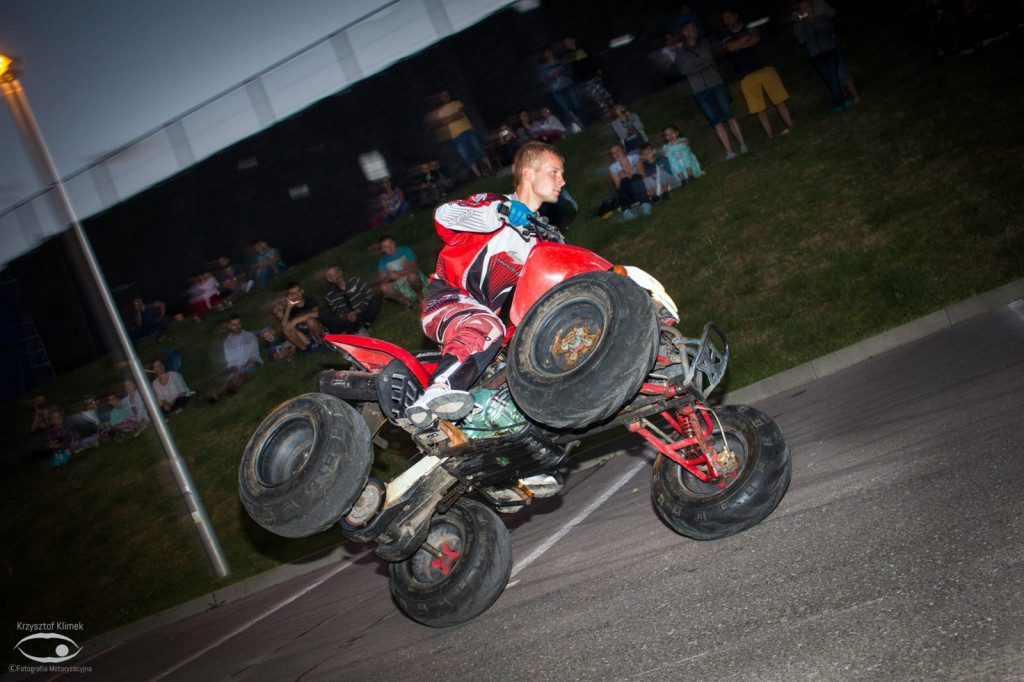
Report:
14,632,83,663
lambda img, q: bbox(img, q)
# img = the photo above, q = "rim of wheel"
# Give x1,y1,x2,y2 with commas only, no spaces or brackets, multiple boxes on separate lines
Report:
676,427,749,496
408,520,464,584
529,296,607,377
257,416,314,487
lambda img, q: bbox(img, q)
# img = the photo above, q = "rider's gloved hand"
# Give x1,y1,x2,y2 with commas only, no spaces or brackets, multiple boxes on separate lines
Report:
504,200,534,227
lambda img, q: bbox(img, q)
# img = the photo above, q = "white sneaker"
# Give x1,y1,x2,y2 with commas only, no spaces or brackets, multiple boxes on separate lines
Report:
406,385,475,428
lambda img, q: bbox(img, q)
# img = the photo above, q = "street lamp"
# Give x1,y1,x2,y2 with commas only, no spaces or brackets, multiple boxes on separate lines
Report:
0,54,230,578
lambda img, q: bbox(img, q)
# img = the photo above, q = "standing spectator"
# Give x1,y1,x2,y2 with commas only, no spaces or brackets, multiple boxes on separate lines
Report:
608,144,653,220
321,266,382,335
611,103,649,152
150,359,192,414
127,297,167,341
280,282,325,352
377,236,427,310
538,45,589,130
426,91,493,179
207,314,262,402
662,124,705,182
562,36,615,120
378,177,412,223
675,21,748,160
793,0,860,111
720,10,795,139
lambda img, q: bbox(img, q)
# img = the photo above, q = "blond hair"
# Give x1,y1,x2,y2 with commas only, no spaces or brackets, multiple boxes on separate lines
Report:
513,141,562,190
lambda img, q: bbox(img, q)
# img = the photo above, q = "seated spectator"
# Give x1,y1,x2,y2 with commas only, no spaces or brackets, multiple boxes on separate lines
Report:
608,144,652,220
662,124,705,181
533,107,567,143
28,395,50,433
247,240,286,287
42,406,98,466
213,256,252,306
376,236,427,310
185,273,221,321
638,144,682,199
257,326,297,361
611,104,649,153
127,297,168,341
412,160,454,206
69,395,104,433
279,282,325,352
207,314,263,402
378,178,412,223
515,109,541,144
99,390,146,437
150,359,192,414
121,379,149,422
493,124,520,167
321,266,382,335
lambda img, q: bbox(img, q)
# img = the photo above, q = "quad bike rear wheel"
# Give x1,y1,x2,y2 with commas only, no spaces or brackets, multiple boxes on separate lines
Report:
508,270,658,429
389,497,512,627
239,393,374,538
652,404,791,540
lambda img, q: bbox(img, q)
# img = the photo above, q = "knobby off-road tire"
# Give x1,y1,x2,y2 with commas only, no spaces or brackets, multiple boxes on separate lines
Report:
239,393,374,538
652,404,791,540
389,498,512,627
508,271,658,429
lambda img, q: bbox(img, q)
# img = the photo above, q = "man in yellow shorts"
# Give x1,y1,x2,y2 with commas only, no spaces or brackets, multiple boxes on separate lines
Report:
720,9,795,139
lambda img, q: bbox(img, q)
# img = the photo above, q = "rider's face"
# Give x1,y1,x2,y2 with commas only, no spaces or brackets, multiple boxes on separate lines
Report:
529,152,565,204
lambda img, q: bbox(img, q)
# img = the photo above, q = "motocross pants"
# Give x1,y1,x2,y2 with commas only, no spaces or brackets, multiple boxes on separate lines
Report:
421,291,505,392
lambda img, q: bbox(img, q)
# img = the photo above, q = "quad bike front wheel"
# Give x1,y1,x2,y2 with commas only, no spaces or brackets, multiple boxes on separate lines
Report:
389,497,512,627
652,404,791,540
239,393,374,538
508,270,658,429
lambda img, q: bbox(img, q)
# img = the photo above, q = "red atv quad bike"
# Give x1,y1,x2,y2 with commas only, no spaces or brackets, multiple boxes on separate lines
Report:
239,207,792,627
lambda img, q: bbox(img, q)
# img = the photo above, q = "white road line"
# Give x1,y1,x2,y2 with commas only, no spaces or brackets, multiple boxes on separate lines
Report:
1010,299,1024,321
148,548,374,682
508,457,648,583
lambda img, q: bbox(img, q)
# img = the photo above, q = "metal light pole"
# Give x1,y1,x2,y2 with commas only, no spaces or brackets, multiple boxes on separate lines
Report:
0,54,230,578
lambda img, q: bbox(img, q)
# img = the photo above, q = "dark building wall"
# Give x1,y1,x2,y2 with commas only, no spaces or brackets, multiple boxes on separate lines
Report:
5,0,781,376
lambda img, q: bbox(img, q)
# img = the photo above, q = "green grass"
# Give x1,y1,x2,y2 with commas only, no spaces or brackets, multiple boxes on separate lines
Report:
1,27,1022,639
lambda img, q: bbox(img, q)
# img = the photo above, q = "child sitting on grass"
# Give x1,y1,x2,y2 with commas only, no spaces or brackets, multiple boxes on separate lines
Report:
661,124,704,183
638,143,681,200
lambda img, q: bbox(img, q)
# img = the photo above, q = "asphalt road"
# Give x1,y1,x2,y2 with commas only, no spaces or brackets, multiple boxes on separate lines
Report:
33,302,1024,681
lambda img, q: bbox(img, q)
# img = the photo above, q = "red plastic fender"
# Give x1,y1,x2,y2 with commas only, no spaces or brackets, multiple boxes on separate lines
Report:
323,334,436,387
509,242,613,326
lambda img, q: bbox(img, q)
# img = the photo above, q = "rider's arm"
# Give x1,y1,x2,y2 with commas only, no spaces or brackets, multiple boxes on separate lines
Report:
434,193,504,234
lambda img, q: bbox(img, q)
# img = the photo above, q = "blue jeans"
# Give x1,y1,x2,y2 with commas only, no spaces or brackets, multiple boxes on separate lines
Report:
452,130,486,168
550,86,588,127
811,50,844,108
692,84,735,126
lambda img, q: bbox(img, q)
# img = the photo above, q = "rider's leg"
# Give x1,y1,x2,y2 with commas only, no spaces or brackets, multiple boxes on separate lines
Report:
408,299,505,428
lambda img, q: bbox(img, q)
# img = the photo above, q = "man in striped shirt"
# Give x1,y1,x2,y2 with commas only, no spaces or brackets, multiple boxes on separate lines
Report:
321,266,382,335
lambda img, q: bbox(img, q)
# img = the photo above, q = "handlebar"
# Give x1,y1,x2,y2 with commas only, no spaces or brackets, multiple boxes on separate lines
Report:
497,202,565,244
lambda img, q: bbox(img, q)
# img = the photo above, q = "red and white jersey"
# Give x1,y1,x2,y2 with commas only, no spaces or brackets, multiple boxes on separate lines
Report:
431,192,537,312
